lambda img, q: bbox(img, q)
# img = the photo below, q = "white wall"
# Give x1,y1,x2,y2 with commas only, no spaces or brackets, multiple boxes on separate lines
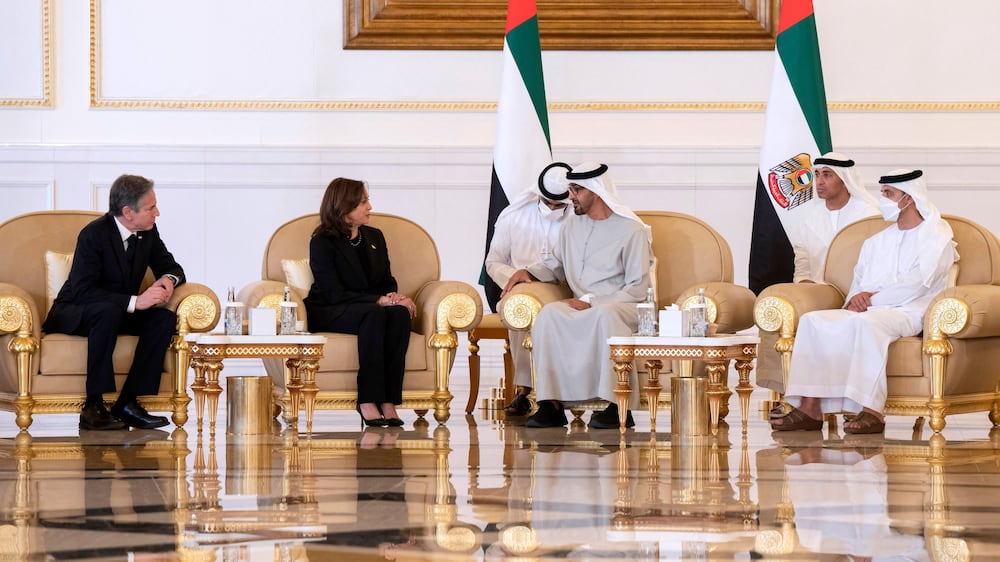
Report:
2,0,999,300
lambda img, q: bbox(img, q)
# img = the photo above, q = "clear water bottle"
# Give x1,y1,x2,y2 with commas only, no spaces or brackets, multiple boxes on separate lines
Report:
279,285,298,335
637,287,657,336
224,286,244,336
688,287,707,337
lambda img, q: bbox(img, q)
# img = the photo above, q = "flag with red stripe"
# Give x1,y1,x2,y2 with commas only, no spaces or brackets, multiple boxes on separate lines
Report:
749,0,832,294
480,0,552,311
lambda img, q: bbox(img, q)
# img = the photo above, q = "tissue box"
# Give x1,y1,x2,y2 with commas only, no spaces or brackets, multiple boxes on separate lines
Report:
659,308,693,337
248,307,277,336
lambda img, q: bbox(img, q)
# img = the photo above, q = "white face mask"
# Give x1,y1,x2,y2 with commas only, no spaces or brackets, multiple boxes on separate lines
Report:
879,195,911,222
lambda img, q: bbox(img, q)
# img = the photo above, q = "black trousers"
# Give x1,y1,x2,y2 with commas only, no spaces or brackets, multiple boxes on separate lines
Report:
309,303,410,404
46,302,176,399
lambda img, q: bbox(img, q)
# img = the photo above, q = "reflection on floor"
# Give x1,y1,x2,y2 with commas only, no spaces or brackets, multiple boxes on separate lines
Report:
3,387,1000,561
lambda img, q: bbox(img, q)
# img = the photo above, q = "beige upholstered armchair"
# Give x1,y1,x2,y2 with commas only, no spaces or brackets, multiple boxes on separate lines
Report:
498,210,756,415
240,213,482,424
754,214,1000,432
0,211,221,431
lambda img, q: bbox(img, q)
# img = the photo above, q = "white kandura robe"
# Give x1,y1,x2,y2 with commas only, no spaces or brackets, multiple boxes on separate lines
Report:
785,451,929,560
786,220,958,415
486,199,569,387
528,213,651,407
791,195,879,282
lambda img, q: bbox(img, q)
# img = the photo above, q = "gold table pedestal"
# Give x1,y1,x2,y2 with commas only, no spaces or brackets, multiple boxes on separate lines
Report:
608,335,759,436
186,334,326,435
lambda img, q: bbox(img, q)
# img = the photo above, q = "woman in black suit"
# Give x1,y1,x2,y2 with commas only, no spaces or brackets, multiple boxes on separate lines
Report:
304,178,416,427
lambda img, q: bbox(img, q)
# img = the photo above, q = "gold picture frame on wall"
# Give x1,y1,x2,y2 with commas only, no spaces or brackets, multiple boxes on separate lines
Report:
344,0,780,51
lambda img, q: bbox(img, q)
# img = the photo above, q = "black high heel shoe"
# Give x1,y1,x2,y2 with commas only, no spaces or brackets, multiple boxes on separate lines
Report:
378,404,405,427
357,404,389,428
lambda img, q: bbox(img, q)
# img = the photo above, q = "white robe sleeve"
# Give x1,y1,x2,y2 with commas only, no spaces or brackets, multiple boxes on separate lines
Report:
526,224,565,284
485,216,517,288
869,242,954,308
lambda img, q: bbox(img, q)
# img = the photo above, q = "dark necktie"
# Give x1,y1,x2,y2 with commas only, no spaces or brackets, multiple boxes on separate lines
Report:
125,233,137,265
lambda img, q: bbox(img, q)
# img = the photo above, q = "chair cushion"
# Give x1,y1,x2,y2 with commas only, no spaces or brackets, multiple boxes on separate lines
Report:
38,333,141,375
281,258,313,297
44,251,73,314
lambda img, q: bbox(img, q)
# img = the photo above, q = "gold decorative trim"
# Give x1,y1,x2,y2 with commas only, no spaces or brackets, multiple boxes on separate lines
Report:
927,297,970,338
84,97,1000,113
0,296,33,334
89,0,99,107
176,293,218,333
754,296,793,334
0,0,52,107
501,294,542,331
437,293,479,333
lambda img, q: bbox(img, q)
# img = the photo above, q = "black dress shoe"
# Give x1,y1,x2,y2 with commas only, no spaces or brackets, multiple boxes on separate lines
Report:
588,403,635,430
112,400,169,429
526,401,568,428
79,401,126,431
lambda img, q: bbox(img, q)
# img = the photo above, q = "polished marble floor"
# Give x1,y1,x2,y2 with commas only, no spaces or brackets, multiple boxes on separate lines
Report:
3,377,1000,561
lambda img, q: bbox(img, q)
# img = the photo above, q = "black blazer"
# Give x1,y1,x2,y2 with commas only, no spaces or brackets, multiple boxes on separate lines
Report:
304,226,398,320
44,213,185,332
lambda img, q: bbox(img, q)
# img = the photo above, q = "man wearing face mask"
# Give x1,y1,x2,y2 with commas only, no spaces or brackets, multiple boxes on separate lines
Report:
486,162,572,417
771,169,959,434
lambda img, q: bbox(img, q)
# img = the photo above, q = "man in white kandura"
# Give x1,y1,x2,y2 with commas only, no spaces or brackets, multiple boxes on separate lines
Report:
792,152,879,284
486,162,572,417
772,169,958,434
764,152,881,418
503,162,653,429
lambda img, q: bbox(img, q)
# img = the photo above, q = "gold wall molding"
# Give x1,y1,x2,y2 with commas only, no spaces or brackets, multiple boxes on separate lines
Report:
85,98,1000,113
88,1,999,112
344,0,779,51
0,0,53,107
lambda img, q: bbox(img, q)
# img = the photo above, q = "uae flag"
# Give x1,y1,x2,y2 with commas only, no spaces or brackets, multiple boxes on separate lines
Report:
748,0,832,294
480,0,552,312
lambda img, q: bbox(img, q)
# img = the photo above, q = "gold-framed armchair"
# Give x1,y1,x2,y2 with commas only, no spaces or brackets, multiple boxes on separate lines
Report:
239,213,482,424
498,210,756,415
0,211,220,431
754,214,1000,432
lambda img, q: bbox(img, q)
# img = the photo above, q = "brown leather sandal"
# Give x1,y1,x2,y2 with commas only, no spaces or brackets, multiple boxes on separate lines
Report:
503,393,532,417
843,411,885,434
770,407,823,432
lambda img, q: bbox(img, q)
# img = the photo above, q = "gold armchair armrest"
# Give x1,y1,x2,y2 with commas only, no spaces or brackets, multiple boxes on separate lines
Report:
925,285,1000,340
165,282,220,334
413,281,482,424
754,282,846,335
676,282,757,333
497,282,572,332
0,283,41,341
413,280,482,337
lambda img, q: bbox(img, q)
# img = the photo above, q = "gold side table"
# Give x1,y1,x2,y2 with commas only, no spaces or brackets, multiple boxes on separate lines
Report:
607,334,759,435
185,334,326,434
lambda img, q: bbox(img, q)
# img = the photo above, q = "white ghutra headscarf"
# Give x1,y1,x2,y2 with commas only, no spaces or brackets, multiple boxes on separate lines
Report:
879,169,958,285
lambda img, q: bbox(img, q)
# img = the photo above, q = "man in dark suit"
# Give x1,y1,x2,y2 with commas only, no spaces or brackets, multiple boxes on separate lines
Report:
43,174,185,430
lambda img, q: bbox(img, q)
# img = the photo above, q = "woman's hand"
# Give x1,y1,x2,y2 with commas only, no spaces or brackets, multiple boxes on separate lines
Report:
381,292,417,318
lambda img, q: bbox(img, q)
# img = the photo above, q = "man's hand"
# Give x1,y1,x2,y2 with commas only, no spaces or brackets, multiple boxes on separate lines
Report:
501,269,534,297
152,276,176,301
846,291,877,312
136,285,171,310
562,297,591,311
